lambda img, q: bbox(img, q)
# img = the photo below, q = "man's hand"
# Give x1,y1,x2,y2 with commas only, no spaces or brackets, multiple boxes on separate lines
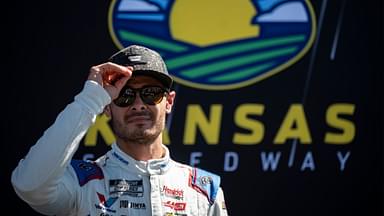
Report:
88,62,132,100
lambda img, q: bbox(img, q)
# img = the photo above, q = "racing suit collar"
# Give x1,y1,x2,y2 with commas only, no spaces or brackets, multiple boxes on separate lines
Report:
109,143,172,175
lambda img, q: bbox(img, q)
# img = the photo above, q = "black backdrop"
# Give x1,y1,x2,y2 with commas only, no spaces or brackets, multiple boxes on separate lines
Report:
3,0,383,215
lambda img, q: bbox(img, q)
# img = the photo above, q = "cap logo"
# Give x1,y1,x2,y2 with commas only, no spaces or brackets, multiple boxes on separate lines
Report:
128,55,143,62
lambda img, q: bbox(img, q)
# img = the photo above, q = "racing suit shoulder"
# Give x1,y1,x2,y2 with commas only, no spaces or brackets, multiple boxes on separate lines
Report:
190,167,221,205
70,159,104,186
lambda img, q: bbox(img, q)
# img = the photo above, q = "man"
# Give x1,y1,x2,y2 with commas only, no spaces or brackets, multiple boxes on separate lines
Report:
11,45,228,216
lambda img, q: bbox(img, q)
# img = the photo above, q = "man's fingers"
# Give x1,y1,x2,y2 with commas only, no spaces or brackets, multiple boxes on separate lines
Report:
88,62,133,99
104,62,132,74
115,76,130,92
89,62,133,86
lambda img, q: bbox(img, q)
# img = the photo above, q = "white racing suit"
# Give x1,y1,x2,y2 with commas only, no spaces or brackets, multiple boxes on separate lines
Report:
11,80,228,216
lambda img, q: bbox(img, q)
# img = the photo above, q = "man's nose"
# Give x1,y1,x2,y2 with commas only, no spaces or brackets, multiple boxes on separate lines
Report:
129,94,146,110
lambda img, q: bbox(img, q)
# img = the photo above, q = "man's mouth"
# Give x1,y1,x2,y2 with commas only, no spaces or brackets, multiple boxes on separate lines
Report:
127,116,151,123
125,113,152,124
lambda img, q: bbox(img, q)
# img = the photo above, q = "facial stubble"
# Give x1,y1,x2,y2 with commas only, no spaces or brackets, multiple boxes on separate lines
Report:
110,110,166,146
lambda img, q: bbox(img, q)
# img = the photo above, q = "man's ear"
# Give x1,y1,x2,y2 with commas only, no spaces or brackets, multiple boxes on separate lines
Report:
166,91,176,113
104,105,112,117
166,103,171,113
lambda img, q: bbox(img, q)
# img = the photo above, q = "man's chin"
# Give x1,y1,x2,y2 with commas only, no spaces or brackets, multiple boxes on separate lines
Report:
127,131,159,145
130,126,156,137
129,123,152,133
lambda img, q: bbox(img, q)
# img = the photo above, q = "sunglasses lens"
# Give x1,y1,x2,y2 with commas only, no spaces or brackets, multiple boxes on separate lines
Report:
113,86,166,107
140,87,166,105
114,88,135,107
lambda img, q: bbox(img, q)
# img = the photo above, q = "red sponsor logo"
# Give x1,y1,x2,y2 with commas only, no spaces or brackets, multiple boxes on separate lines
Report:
164,201,186,211
161,185,184,199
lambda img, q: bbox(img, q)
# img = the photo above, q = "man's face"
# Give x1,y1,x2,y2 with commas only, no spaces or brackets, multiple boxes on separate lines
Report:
106,75,175,145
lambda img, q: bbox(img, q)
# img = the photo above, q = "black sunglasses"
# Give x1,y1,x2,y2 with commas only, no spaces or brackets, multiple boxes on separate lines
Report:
114,86,168,107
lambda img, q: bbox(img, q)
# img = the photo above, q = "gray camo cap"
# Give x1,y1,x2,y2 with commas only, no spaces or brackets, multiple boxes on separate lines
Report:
109,45,173,89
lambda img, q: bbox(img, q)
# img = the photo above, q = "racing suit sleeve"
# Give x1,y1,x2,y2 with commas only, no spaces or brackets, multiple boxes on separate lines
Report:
11,80,110,215
209,187,228,216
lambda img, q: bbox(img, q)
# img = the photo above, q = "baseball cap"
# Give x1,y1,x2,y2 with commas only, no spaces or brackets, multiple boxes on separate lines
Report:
109,45,173,89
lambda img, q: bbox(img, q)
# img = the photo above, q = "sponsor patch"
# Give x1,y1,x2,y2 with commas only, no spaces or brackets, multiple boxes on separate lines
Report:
161,185,184,200
120,200,146,209
190,168,220,204
95,192,117,213
109,179,144,197
71,160,104,186
164,213,188,216
163,201,187,211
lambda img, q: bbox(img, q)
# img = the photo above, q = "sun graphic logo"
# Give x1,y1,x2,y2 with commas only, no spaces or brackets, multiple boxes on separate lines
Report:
108,0,316,90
